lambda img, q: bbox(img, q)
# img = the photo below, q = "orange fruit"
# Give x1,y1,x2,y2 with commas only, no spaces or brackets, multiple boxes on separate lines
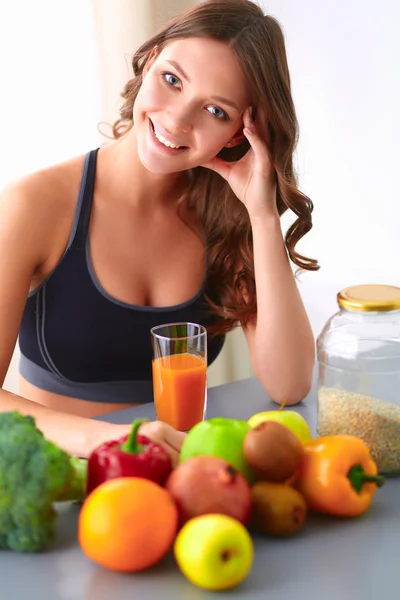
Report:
78,477,178,572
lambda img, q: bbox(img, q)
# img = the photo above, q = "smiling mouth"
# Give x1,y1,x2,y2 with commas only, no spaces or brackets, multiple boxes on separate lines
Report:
149,119,189,152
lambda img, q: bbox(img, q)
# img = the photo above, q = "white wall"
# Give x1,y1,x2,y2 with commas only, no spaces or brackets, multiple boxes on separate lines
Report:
261,0,399,283
254,0,400,355
0,1,102,176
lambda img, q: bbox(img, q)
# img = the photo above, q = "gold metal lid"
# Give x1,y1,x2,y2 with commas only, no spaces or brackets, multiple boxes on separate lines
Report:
337,284,400,312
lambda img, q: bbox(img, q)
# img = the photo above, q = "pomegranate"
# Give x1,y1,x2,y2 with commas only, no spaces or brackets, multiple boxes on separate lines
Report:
166,455,252,526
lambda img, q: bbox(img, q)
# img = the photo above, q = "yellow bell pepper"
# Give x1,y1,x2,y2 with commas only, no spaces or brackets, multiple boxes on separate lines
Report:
296,434,385,517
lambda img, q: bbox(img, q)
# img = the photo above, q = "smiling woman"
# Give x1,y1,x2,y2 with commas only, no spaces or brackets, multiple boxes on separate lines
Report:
0,0,318,461
132,37,250,173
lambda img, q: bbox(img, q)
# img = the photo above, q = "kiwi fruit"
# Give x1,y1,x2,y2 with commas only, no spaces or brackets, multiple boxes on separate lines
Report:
243,420,304,482
250,481,307,536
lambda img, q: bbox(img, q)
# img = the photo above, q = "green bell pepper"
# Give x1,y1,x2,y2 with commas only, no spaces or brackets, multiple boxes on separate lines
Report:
179,417,256,484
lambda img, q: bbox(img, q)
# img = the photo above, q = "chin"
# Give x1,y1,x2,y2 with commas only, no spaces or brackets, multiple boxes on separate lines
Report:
140,158,187,175
137,148,188,175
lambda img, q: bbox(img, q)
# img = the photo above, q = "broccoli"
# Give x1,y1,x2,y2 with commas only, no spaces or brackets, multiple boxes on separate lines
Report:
0,411,87,552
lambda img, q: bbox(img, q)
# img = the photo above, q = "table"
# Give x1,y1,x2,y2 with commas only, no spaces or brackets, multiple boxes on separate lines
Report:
1,376,399,600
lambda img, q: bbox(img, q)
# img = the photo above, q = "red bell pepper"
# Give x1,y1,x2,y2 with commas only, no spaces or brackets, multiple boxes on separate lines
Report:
86,419,172,494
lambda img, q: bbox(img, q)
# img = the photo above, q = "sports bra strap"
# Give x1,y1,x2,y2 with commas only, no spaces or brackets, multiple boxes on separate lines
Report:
68,148,99,250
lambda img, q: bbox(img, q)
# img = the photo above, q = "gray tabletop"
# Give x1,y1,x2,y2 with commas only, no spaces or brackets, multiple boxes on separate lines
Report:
1,376,399,600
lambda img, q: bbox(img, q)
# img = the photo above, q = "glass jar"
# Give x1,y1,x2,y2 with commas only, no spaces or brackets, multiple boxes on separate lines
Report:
317,284,400,475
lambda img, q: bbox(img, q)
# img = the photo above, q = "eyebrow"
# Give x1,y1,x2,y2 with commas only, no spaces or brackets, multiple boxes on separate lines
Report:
166,59,240,111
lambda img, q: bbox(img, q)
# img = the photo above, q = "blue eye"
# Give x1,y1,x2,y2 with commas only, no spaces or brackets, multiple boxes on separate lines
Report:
161,71,230,121
207,106,229,121
163,72,181,87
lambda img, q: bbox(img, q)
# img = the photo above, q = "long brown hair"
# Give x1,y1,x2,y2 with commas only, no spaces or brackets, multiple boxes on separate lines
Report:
112,0,319,335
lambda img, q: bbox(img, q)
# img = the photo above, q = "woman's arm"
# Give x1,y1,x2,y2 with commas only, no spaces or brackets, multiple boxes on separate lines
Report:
0,388,184,461
201,107,315,404
243,212,315,405
0,177,126,457
0,387,126,457
0,175,185,461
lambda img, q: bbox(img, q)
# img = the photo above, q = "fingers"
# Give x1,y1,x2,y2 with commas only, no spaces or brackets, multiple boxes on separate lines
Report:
164,424,187,453
243,107,265,148
242,106,254,129
139,420,187,468
167,447,181,468
248,105,270,141
158,424,186,468
243,106,273,173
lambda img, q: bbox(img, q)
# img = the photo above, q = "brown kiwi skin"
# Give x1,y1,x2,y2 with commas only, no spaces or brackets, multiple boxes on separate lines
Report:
243,420,304,482
250,481,307,537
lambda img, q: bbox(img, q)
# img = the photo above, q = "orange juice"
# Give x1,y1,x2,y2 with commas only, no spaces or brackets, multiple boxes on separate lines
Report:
152,353,207,431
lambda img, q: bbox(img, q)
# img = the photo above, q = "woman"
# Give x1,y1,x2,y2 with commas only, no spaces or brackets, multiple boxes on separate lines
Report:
0,0,318,463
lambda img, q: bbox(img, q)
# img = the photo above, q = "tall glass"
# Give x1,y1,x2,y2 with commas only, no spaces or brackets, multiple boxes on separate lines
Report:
151,322,207,432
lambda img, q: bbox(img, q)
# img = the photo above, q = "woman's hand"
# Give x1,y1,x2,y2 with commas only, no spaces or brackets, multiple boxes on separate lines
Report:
138,420,187,467
93,420,187,467
201,107,278,220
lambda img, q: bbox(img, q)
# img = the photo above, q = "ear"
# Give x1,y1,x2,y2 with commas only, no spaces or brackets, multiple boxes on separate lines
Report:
143,45,159,76
225,128,245,148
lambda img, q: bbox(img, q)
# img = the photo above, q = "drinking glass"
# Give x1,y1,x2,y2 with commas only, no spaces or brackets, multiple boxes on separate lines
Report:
151,322,207,431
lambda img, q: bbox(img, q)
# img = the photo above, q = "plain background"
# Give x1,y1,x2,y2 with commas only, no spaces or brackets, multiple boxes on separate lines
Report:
1,0,398,394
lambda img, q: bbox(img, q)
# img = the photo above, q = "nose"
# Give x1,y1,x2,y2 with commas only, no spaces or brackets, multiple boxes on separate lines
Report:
164,105,194,134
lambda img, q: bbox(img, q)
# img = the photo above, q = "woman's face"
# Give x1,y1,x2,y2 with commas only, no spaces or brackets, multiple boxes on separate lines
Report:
133,37,251,174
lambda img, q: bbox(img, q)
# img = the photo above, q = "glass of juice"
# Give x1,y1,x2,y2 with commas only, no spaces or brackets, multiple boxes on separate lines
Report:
151,322,207,432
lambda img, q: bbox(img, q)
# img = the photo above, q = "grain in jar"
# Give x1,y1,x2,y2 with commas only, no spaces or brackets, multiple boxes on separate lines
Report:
317,284,400,475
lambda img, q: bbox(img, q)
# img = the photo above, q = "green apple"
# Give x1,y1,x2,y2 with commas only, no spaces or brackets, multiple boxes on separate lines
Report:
248,410,312,443
174,514,253,591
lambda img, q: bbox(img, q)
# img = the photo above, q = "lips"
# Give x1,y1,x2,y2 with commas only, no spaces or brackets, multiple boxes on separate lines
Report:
148,119,189,154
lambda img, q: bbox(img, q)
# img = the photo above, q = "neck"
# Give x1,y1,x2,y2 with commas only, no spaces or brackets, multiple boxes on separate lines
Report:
97,126,189,211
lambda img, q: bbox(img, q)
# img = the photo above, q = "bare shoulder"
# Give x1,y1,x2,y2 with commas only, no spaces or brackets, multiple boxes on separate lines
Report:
0,153,87,275
0,153,86,226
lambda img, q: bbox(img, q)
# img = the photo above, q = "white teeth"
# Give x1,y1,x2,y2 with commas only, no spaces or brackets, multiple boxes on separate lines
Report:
153,126,182,149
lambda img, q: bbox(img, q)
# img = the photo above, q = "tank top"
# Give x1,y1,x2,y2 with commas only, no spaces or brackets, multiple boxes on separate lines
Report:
18,149,225,404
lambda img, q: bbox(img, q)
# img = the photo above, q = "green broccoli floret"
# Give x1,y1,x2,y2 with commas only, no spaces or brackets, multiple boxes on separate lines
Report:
0,411,87,552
